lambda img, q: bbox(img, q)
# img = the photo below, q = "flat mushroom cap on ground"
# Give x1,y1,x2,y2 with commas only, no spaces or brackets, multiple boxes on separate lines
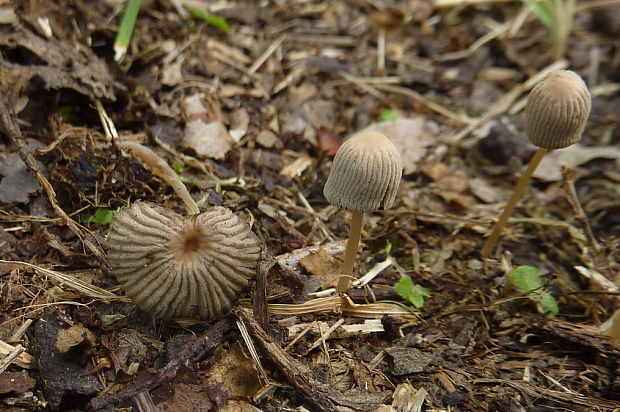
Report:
323,130,402,212
107,201,261,320
525,70,592,150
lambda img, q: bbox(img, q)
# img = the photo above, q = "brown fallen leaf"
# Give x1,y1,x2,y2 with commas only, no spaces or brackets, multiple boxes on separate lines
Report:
533,144,620,182
56,324,96,353
362,118,438,174
0,151,40,203
299,247,341,289
181,94,234,159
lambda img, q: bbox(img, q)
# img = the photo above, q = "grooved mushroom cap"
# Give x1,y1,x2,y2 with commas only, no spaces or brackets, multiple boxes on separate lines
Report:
323,130,402,212
107,201,261,320
525,70,592,149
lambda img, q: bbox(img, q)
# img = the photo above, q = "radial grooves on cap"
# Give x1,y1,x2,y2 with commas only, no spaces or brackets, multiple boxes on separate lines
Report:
323,131,402,212
525,70,592,150
107,201,261,320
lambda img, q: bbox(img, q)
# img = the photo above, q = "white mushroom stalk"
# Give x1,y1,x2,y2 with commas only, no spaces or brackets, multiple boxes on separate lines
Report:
324,131,402,293
481,70,591,257
116,141,200,215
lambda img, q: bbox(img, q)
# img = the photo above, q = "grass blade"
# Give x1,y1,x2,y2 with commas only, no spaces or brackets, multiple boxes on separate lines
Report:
186,6,230,32
114,0,142,62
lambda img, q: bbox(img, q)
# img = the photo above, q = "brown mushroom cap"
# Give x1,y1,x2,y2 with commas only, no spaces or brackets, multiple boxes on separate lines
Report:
323,130,402,212
107,201,261,320
368,8,406,32
525,70,592,149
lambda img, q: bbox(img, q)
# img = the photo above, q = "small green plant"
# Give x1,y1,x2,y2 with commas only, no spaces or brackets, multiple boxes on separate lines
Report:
523,0,575,61
508,265,559,317
187,7,230,32
378,109,398,122
82,208,119,225
394,275,434,309
172,162,191,184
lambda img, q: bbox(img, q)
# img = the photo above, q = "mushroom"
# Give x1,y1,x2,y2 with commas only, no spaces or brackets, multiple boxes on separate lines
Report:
323,130,402,292
368,8,405,72
481,70,591,257
108,201,261,320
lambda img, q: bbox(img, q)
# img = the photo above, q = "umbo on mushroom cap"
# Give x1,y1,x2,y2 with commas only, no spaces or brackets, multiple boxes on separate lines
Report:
525,70,592,150
323,130,402,212
107,201,261,320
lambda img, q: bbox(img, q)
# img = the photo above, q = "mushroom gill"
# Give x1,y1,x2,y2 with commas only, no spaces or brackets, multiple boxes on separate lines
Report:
107,201,261,320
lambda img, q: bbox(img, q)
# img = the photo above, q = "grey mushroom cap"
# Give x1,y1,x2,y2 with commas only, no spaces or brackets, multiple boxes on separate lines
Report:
525,70,591,150
107,201,261,321
323,130,402,212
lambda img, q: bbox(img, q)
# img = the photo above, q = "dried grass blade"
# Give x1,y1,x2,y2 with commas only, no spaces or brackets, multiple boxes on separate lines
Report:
0,259,128,302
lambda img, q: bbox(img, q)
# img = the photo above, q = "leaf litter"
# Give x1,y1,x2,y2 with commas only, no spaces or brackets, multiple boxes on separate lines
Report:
0,0,619,411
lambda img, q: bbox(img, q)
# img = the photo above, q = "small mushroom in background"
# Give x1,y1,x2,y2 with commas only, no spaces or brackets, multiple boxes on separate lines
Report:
107,141,261,320
481,70,592,257
323,130,402,292
368,8,405,72
108,201,260,320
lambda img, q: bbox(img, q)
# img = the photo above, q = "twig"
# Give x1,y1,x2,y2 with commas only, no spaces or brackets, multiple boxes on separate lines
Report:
0,96,109,267
0,340,34,369
253,251,273,331
0,344,24,374
373,83,474,125
233,307,337,411
562,168,599,253
248,35,285,74
132,391,159,412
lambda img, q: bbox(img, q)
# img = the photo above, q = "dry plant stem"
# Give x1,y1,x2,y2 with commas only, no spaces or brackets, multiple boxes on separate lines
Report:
337,210,364,293
481,148,549,257
562,168,599,252
377,30,385,71
117,141,200,215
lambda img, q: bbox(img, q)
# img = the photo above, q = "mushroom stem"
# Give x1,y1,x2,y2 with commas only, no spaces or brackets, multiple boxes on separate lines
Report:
336,210,364,293
481,148,549,257
117,141,200,215
377,30,386,71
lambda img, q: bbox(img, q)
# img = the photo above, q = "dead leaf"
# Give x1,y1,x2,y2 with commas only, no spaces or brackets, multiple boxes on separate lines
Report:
0,28,116,100
229,108,250,142
469,177,505,203
256,130,281,149
55,324,95,353
362,118,438,174
384,347,434,375
299,248,341,288
280,154,314,178
161,57,184,86
0,152,40,203
181,94,234,159
204,342,261,398
534,144,620,182
421,162,477,208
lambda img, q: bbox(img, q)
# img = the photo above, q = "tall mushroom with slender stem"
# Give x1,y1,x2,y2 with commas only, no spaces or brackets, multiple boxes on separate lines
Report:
324,130,402,292
368,8,405,72
481,70,591,257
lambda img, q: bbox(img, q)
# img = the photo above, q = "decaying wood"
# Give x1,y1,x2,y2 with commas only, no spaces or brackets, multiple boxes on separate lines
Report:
234,307,337,411
88,317,234,410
